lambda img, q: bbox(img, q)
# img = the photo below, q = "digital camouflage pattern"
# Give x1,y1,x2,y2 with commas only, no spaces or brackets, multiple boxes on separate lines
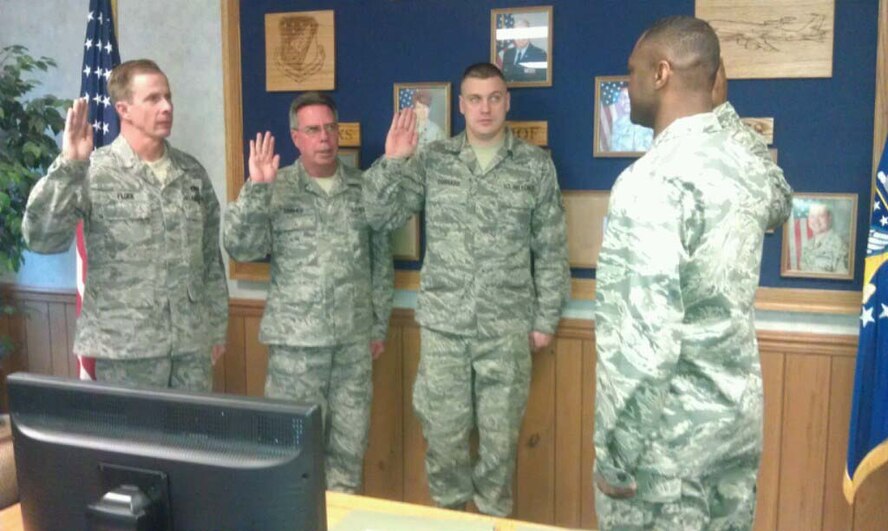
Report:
801,229,849,273
363,128,569,337
363,128,569,516
223,161,393,346
413,327,532,516
594,112,792,528
95,353,212,392
224,160,392,493
265,341,372,493
714,102,792,231
23,136,229,362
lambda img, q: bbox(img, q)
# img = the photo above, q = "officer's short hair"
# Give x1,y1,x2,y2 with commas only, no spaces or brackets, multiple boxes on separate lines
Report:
289,92,338,130
108,59,166,105
460,63,506,86
638,16,721,88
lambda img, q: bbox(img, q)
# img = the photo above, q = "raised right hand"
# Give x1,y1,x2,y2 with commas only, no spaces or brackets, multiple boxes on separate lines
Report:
62,97,93,161
385,108,419,160
248,131,280,183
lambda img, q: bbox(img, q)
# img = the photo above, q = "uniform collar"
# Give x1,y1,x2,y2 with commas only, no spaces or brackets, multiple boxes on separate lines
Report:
295,159,358,197
651,112,722,149
110,136,190,185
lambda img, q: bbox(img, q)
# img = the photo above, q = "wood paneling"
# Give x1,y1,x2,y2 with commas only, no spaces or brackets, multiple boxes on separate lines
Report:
3,286,887,529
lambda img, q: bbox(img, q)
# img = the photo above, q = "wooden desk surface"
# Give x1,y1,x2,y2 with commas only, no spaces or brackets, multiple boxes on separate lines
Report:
0,491,569,530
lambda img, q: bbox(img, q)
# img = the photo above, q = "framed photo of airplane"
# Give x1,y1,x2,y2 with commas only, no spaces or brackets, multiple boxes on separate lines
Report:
696,0,834,79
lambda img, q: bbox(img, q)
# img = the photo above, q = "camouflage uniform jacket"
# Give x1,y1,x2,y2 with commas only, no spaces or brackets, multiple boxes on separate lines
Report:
363,128,569,337
223,161,393,346
801,229,849,273
22,136,229,359
715,101,793,230
593,113,792,491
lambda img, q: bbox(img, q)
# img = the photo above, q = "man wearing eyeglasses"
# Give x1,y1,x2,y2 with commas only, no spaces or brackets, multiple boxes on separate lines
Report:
363,63,569,516
223,92,394,493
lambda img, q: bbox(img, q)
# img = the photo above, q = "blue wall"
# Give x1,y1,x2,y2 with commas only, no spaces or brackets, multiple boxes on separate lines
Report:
238,0,879,291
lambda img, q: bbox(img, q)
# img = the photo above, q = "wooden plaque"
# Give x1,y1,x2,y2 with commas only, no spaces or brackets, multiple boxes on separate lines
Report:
338,122,361,147
265,10,335,91
696,0,834,79
507,121,548,146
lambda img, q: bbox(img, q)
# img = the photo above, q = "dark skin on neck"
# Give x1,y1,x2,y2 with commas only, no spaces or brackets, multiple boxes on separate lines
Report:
630,38,716,137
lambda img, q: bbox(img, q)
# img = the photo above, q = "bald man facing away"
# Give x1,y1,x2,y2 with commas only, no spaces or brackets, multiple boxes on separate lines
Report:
593,16,792,530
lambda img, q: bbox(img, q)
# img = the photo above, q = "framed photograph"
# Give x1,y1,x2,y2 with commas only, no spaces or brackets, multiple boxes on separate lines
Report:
338,148,360,169
394,83,451,149
563,191,610,268
392,214,421,261
781,193,857,280
265,10,335,91
594,76,654,158
491,6,553,88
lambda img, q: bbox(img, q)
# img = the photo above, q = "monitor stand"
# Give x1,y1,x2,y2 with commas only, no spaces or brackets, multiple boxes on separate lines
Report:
86,464,171,531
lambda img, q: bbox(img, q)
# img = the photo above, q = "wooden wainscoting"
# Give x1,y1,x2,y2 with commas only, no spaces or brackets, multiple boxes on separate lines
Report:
2,286,888,529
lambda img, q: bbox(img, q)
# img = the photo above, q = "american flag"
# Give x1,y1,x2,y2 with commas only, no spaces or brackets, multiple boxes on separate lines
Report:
76,0,120,380
598,80,625,153
494,13,515,69
398,88,416,111
785,201,815,271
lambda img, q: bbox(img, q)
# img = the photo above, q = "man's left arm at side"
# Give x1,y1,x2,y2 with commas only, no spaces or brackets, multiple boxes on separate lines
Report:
200,170,229,359
530,157,570,344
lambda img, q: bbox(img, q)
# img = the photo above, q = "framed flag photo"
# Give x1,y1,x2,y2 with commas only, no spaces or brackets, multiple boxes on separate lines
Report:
594,76,654,158
394,83,451,150
781,192,857,280
491,6,553,88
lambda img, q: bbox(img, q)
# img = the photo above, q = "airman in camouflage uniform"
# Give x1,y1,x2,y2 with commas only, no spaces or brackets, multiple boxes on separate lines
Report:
22,60,228,392
800,204,849,273
223,93,393,493
593,18,792,530
363,63,569,516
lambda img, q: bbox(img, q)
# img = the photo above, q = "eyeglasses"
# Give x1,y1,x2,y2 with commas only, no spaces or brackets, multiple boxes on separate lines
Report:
297,123,339,137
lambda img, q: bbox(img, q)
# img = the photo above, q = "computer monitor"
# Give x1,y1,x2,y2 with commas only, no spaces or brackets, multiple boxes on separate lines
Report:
7,372,327,531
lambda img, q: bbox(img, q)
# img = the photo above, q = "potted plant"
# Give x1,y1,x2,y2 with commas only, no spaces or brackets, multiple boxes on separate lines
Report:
0,45,68,368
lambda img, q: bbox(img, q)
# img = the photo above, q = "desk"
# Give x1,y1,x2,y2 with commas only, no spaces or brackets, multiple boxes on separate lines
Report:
0,491,568,530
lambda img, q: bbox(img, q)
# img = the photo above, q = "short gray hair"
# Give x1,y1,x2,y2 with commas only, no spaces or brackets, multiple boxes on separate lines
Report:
288,92,338,130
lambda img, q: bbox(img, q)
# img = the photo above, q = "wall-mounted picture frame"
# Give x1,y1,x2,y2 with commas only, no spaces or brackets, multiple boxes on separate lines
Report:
392,214,421,261
491,6,553,88
781,192,857,280
265,10,335,91
338,148,360,169
563,191,610,268
593,76,654,158
394,83,451,150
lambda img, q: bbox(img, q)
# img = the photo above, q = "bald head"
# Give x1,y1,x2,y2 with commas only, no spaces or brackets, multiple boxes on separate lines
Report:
636,16,721,92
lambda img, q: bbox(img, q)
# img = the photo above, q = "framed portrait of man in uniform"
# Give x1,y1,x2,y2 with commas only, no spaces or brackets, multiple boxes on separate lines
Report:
594,75,655,158
781,192,857,280
491,6,553,88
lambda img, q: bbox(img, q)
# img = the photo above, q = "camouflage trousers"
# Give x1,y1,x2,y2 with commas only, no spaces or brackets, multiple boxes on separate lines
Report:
94,353,212,392
595,458,759,531
413,327,532,517
265,341,372,493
